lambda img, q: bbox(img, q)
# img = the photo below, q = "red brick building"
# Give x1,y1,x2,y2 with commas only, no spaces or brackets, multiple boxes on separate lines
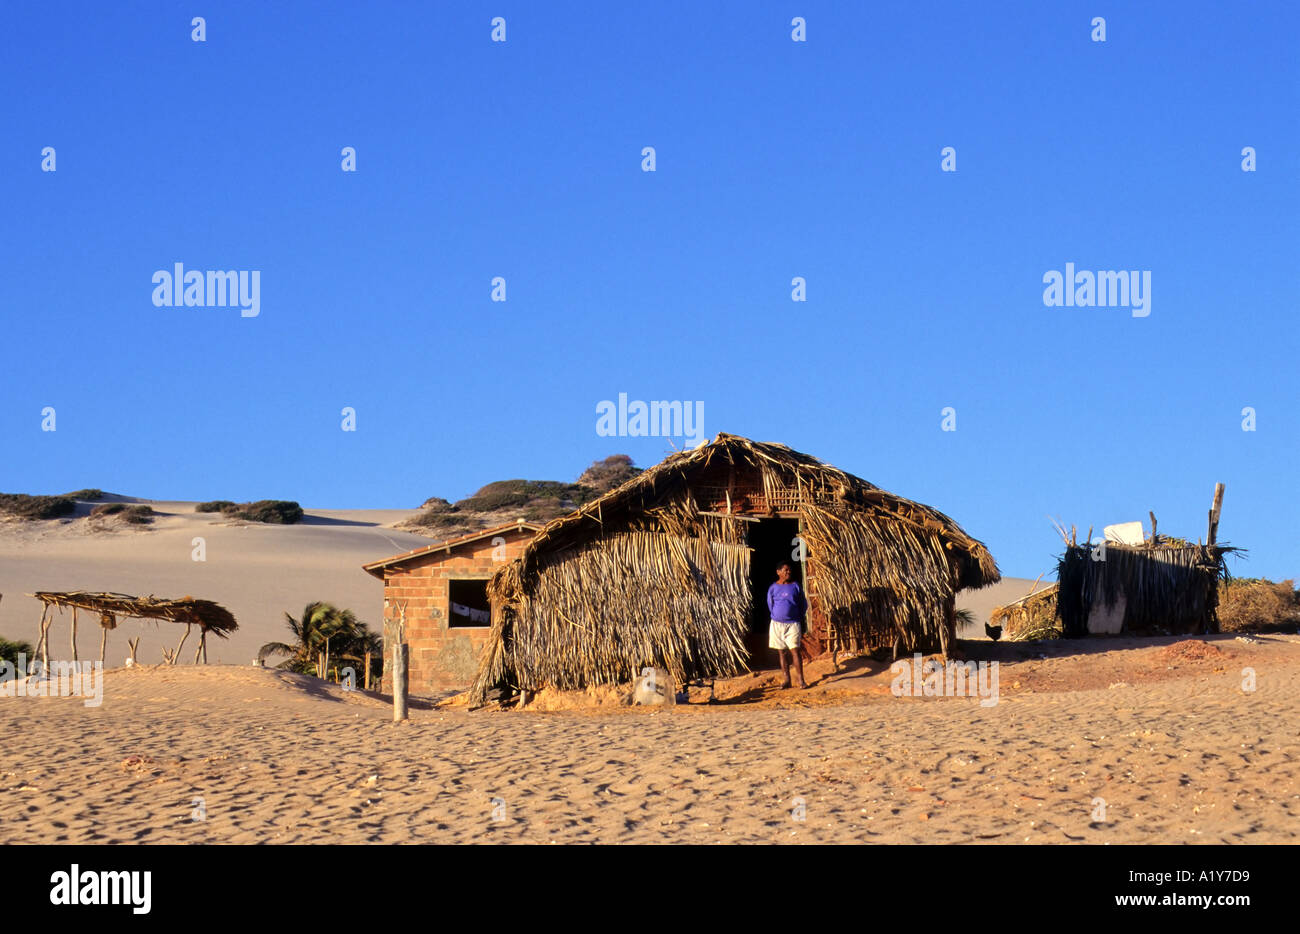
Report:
363,520,540,694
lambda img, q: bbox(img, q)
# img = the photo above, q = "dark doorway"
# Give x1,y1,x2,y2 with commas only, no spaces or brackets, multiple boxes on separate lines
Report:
744,517,802,667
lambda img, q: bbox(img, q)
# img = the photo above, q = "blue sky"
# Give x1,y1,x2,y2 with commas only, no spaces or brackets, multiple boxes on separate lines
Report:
2,1,1296,581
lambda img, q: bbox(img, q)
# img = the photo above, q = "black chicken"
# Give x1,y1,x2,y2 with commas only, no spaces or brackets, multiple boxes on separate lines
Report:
985,622,1003,642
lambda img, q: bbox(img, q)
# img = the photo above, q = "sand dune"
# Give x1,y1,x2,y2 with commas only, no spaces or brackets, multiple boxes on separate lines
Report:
0,501,433,665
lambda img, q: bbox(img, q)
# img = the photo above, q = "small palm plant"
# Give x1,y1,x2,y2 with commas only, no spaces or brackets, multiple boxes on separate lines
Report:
259,602,375,678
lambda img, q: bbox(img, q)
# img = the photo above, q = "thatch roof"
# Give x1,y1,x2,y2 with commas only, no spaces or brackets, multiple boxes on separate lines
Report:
470,433,999,703
506,433,998,587
29,591,238,635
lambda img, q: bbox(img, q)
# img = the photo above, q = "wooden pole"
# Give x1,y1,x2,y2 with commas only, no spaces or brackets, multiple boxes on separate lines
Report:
392,643,409,721
175,624,191,665
127,637,140,665
364,650,372,692
34,605,49,670
1149,511,1158,542
99,627,108,665
1207,483,1225,546
70,607,78,661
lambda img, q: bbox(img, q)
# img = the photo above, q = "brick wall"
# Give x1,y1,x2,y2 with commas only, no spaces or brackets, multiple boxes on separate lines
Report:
379,530,533,695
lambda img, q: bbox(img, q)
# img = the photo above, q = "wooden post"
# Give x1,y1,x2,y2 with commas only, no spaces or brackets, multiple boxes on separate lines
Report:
70,607,78,661
175,623,191,665
1207,483,1225,546
127,636,140,665
364,650,372,692
1149,511,1158,542
34,605,50,671
392,643,409,722
99,627,108,665
391,599,408,721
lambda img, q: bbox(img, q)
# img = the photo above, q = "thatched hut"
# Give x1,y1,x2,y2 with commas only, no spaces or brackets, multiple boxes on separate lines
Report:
469,433,999,703
990,583,1060,641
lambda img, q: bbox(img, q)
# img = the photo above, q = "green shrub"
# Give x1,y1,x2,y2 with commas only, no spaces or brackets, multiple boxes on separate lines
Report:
63,488,105,501
0,636,35,666
0,493,76,520
228,500,303,524
407,510,465,530
577,454,641,492
196,500,303,524
90,503,125,517
122,504,155,524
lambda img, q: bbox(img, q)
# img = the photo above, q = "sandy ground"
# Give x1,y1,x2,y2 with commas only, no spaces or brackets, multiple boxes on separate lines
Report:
2,633,1296,844
0,498,1040,665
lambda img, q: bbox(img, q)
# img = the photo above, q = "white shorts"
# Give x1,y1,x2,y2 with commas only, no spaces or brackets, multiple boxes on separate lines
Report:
769,620,802,650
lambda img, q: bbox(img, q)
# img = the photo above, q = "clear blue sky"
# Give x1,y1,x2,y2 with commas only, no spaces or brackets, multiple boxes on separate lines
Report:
2,1,1296,581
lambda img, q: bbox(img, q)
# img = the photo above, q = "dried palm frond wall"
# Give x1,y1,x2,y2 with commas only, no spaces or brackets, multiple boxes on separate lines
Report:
1056,542,1236,636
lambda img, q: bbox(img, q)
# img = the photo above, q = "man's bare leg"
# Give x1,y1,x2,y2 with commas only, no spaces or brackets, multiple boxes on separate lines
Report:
790,648,806,689
777,649,792,688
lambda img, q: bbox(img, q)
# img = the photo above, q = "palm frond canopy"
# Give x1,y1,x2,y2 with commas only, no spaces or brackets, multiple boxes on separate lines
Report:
29,591,237,636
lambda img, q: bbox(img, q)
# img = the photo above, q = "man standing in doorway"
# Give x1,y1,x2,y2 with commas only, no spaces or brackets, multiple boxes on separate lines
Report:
767,561,808,689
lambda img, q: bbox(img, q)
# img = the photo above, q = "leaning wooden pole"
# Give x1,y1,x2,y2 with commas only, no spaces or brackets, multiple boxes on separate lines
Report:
34,604,49,670
99,627,108,665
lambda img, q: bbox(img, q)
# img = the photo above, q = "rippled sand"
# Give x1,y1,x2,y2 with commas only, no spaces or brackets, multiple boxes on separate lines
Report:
2,635,1297,844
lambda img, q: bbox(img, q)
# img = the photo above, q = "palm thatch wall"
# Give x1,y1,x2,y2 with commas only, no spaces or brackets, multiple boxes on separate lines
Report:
1056,542,1236,637
469,433,999,703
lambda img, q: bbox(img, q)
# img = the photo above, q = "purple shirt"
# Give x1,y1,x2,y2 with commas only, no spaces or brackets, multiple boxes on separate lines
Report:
767,581,807,623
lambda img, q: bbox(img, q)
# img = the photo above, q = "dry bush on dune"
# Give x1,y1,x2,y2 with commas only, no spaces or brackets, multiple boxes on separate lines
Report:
1218,578,1300,632
195,500,303,524
0,493,77,520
